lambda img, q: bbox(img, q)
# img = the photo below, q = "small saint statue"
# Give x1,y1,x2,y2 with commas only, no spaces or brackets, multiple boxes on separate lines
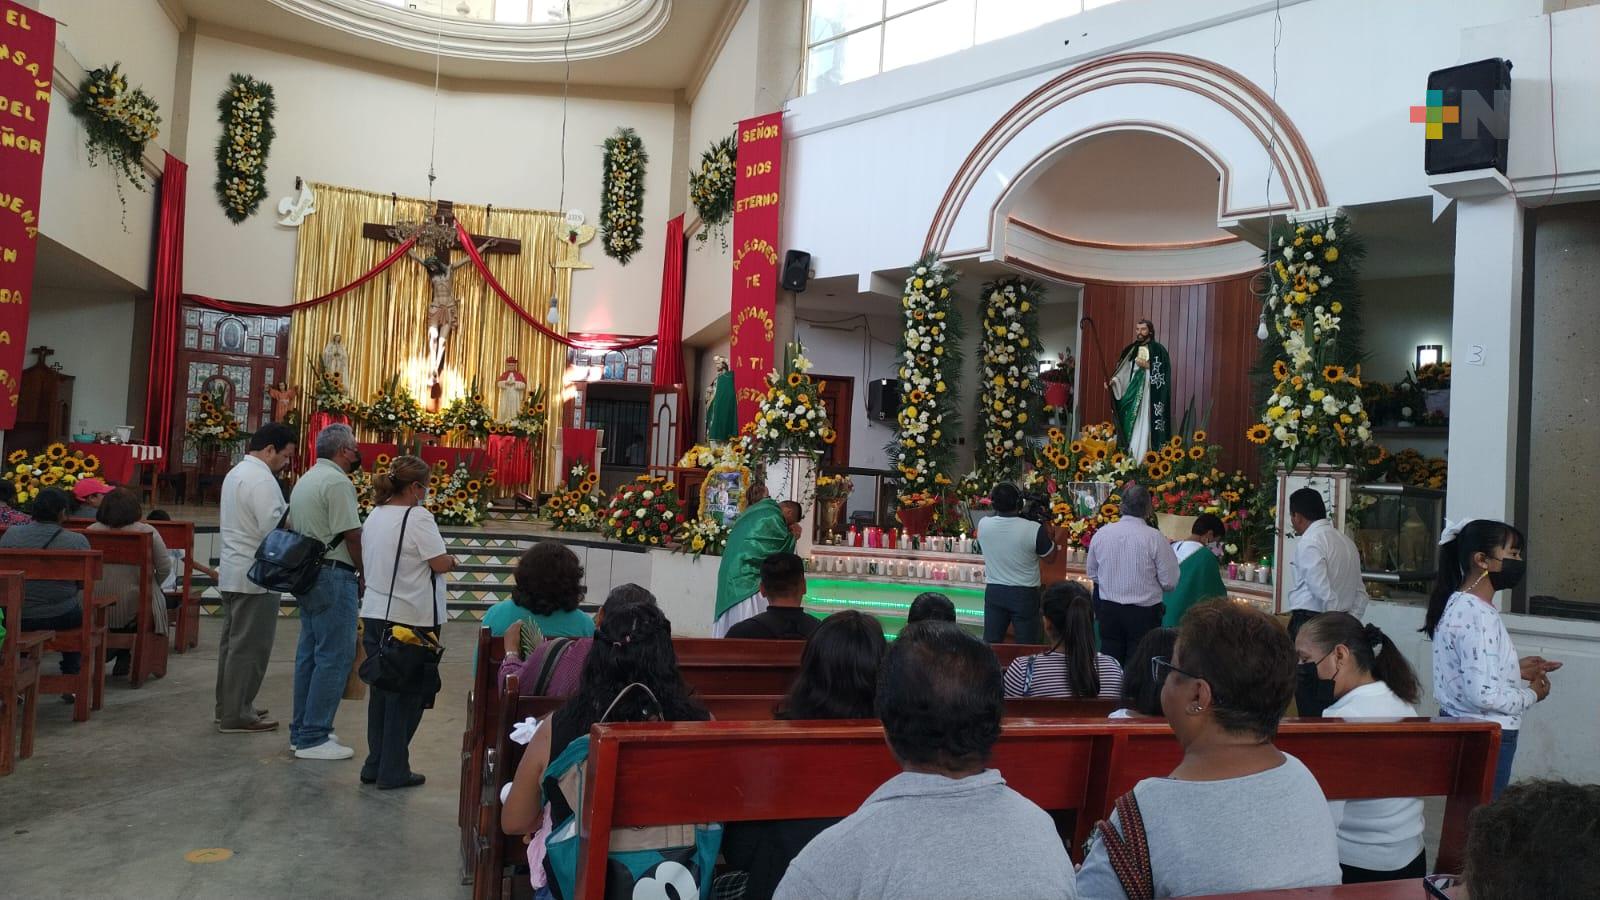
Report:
268,381,298,422
408,237,498,390
496,356,528,423
321,334,349,389
705,355,737,444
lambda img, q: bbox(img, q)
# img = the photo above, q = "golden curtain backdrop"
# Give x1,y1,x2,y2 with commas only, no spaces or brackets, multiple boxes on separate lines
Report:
288,183,571,490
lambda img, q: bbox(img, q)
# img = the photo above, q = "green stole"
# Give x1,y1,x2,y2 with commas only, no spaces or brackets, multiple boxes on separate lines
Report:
715,498,797,619
1113,339,1172,450
707,370,738,443
1162,544,1227,628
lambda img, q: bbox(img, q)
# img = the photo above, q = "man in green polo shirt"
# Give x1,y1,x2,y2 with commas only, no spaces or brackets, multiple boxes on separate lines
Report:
287,423,365,761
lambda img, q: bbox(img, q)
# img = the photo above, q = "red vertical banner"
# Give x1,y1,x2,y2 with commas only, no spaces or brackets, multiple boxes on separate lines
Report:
0,1,55,428
729,112,782,431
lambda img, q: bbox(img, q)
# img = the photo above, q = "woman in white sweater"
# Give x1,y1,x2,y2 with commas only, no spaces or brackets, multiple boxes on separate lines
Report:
1294,612,1426,883
1423,519,1558,800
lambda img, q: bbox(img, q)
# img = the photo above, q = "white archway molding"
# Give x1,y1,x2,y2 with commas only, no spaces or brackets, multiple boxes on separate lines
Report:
925,52,1328,261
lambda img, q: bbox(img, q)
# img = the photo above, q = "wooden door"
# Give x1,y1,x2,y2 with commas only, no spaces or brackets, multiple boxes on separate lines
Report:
168,301,290,470
813,375,853,467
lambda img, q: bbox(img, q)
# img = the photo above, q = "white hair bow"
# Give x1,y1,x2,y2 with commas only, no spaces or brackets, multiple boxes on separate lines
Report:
1439,517,1475,546
509,716,543,746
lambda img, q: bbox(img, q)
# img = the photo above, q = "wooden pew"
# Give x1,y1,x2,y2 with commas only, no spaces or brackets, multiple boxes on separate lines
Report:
3,549,109,722
148,519,199,653
671,637,1049,694
551,718,1496,899
0,571,45,775
81,530,166,687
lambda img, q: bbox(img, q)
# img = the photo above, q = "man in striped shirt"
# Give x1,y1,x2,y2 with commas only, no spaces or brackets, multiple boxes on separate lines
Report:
1084,484,1179,664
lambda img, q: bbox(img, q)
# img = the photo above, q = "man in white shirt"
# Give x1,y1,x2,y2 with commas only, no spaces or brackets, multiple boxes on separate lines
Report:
1085,484,1179,664
215,422,298,734
1286,487,1367,715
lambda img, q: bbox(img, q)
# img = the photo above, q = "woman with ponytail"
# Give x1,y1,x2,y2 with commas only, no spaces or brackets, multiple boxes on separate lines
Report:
1002,581,1122,698
1425,519,1559,799
356,455,456,788
1294,612,1426,883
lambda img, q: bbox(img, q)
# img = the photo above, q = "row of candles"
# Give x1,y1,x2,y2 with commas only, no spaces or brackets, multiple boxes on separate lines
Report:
831,527,979,555
810,552,986,583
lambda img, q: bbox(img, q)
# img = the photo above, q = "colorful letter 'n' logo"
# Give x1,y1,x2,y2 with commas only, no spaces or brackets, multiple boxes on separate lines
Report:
1409,90,1459,140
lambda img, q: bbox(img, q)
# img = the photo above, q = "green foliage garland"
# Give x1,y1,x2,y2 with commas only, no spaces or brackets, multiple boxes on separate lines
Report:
70,63,161,226
891,254,963,503
1249,215,1371,470
215,74,276,223
974,275,1044,487
600,127,647,264
689,134,736,248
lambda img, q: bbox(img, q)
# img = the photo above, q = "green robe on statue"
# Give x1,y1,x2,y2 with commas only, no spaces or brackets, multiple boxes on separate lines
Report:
707,370,738,444
1109,338,1172,461
715,498,796,622
1162,542,1228,628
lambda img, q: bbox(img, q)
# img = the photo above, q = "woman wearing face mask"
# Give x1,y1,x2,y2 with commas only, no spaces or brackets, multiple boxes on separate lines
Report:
1294,612,1426,883
1423,519,1559,799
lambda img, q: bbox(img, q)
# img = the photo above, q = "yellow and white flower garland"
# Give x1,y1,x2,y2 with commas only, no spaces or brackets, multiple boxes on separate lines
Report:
215,74,276,223
689,134,736,248
975,276,1043,486
601,127,647,264
745,342,836,463
893,254,961,503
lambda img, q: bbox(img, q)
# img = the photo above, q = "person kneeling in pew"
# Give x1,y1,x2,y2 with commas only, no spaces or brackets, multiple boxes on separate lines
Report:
774,621,1078,899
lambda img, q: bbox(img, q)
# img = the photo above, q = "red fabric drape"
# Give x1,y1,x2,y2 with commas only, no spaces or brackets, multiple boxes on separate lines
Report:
485,434,533,488
561,427,598,476
143,154,186,458
652,216,687,390
182,234,417,314
453,221,656,351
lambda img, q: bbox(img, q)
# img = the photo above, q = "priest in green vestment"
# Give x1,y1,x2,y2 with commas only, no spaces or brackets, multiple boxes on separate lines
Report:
714,484,803,636
706,355,738,444
1162,514,1228,628
1107,318,1172,462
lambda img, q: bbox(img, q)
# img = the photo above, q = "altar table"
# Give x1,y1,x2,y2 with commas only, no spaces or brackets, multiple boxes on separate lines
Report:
68,442,164,485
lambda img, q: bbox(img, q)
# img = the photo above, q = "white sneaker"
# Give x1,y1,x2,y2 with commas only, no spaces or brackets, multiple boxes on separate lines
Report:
294,739,355,760
289,733,339,751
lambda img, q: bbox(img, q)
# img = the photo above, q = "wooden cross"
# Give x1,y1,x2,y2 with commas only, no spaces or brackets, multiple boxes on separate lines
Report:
361,199,522,255
29,346,54,367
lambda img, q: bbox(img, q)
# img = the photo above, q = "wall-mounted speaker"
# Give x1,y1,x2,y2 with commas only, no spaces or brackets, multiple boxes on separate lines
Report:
866,378,900,422
1424,58,1512,176
781,250,811,292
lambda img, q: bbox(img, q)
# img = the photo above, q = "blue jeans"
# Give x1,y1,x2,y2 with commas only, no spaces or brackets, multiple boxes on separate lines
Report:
291,566,359,749
1493,727,1519,799
983,584,1041,644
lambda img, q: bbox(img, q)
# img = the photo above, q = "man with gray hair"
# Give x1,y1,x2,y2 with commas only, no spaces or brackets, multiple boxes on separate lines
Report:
286,423,365,760
1084,482,1180,665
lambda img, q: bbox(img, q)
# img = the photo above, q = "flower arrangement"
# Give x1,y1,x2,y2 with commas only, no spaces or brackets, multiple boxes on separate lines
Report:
744,342,836,464
1250,217,1371,469
1392,448,1448,490
543,462,604,531
309,357,359,417
71,63,161,221
600,127,647,264
973,276,1044,487
601,474,685,547
814,473,853,503
1415,362,1451,390
1035,422,1137,485
489,386,549,440
1052,486,1124,551
678,442,744,470
214,74,276,223
185,386,244,454
6,446,101,507
441,384,494,441
427,461,494,526
893,254,963,505
1137,431,1256,545
689,134,736,248
364,374,425,435
674,516,730,557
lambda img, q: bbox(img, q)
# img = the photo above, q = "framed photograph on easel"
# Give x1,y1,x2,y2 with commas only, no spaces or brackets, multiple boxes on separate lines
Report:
700,463,750,526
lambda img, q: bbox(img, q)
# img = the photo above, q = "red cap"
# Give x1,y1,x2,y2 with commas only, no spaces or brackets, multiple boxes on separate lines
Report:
72,477,113,500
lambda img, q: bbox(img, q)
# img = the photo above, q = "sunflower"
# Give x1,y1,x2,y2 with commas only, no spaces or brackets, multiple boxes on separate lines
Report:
61,457,80,474
1188,446,1205,461
1143,451,1159,465
6,450,26,464
1272,360,1290,382
45,443,66,460
39,473,58,485
1047,428,1065,443
375,453,392,467
1093,448,1107,460
81,455,100,472
1323,365,1345,382
1100,503,1119,517
1246,423,1271,445
1162,447,1182,462
1069,441,1084,454
1192,430,1207,443
786,373,802,387
466,480,482,492
1156,460,1173,477
1169,436,1183,449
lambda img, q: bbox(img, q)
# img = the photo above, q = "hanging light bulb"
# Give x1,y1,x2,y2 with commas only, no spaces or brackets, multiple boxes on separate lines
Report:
547,295,561,326
1257,315,1269,341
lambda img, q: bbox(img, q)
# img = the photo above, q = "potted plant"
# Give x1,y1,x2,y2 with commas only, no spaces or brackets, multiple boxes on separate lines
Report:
814,473,852,536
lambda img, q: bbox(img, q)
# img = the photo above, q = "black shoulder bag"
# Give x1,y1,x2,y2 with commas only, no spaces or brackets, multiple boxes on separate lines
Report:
358,507,444,696
249,511,344,596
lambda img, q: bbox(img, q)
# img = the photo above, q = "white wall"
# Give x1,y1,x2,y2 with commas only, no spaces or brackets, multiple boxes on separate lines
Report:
794,312,901,473
26,288,139,434
179,29,678,335
1361,275,1453,383
682,0,759,341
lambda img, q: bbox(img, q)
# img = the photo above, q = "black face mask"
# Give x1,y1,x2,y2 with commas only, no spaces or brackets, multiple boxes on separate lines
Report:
1297,661,1337,717
1489,558,1526,591
348,451,363,474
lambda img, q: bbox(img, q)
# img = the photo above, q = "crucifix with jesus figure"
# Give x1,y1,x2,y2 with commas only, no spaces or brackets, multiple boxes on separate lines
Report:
362,200,521,402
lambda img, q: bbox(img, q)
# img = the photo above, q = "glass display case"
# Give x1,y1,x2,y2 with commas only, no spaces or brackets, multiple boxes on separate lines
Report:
1349,483,1446,583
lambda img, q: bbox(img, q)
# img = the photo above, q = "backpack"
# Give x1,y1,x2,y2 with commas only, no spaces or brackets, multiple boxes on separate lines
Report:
542,734,723,900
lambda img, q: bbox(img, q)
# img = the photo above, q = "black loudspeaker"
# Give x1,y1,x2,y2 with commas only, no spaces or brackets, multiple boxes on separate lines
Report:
866,378,901,421
781,250,811,292
1424,58,1512,176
